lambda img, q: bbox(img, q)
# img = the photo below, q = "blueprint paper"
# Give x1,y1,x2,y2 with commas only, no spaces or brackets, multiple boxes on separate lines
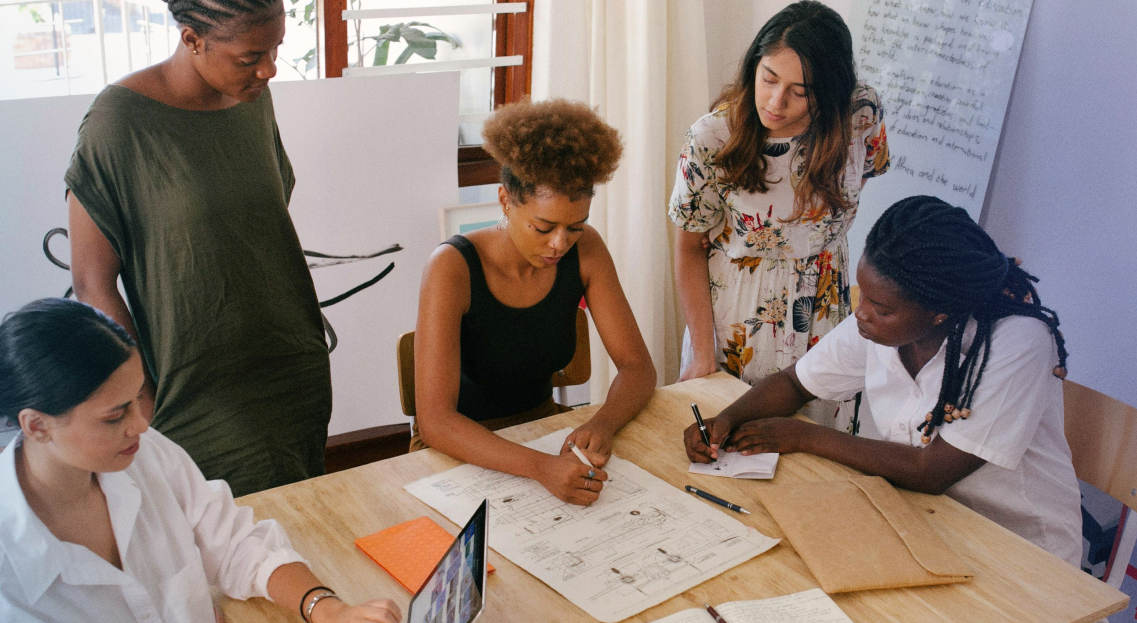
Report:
404,429,779,622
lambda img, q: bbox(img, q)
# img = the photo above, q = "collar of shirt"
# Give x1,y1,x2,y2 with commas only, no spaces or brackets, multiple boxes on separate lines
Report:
870,318,979,446
0,434,142,605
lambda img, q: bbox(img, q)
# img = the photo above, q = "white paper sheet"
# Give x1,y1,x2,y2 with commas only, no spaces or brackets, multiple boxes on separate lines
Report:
651,589,852,623
689,451,778,479
404,429,780,623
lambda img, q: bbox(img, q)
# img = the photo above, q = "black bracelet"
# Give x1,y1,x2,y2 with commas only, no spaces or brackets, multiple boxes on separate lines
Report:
300,586,334,622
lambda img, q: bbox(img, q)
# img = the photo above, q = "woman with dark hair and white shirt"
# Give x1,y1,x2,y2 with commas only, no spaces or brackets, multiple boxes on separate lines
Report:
0,299,400,623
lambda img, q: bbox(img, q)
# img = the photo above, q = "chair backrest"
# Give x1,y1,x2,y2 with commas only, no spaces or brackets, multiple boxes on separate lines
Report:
552,307,590,388
397,307,591,417
850,284,861,312
1063,380,1137,513
397,331,417,416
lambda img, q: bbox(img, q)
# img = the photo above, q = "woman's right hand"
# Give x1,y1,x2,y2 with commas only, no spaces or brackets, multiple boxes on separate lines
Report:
312,598,402,623
679,357,719,382
535,453,609,506
683,415,735,464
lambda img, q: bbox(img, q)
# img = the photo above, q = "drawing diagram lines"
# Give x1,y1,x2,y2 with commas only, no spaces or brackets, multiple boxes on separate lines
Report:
488,489,582,535
459,469,526,497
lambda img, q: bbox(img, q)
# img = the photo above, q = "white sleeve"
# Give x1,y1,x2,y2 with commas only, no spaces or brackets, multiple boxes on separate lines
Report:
939,317,1060,470
149,432,308,601
794,315,869,402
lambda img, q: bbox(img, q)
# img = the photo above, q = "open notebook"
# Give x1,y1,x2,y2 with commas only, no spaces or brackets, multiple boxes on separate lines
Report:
689,450,778,479
651,589,852,623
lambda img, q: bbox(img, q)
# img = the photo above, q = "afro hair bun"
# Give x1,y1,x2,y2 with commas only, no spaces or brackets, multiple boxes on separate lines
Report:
481,98,622,201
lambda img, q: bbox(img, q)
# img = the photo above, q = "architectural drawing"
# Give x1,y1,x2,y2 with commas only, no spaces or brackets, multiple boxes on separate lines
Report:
405,429,779,623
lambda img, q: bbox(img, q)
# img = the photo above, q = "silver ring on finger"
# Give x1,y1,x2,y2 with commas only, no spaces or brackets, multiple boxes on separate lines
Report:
587,469,596,480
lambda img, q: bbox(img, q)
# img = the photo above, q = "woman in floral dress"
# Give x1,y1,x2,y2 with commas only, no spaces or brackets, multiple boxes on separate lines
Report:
671,1,889,432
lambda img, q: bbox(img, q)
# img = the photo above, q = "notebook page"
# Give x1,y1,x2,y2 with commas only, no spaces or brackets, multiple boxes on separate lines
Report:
717,589,852,622
689,451,778,479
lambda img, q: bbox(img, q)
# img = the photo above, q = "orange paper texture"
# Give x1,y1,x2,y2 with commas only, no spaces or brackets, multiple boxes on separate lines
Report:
355,516,494,593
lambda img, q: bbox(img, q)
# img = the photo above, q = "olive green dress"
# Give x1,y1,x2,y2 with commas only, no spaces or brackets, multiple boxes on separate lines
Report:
65,85,332,496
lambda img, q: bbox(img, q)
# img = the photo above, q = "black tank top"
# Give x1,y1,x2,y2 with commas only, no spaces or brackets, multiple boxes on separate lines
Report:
444,235,585,420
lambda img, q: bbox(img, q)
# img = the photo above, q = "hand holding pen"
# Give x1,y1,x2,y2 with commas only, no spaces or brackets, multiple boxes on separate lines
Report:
683,404,735,465
689,402,719,469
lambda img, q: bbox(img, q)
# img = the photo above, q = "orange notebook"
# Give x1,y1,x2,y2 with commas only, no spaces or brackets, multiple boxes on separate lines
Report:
355,516,495,593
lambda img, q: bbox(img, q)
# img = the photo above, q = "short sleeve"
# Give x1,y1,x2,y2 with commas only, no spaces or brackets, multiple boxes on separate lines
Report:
938,317,1061,470
795,315,869,402
63,96,130,260
851,84,890,180
149,430,307,601
668,114,727,234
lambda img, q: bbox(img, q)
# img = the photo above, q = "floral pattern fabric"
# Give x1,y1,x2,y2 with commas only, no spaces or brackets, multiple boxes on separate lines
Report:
669,82,889,432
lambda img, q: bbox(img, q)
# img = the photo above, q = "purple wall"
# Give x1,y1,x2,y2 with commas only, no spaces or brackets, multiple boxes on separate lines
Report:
981,0,1137,408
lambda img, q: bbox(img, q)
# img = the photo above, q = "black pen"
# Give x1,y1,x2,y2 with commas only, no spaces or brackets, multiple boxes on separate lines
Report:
685,485,751,514
690,402,719,469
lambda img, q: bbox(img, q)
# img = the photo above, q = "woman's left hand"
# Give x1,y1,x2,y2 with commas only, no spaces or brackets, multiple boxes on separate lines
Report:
561,421,615,467
725,418,812,455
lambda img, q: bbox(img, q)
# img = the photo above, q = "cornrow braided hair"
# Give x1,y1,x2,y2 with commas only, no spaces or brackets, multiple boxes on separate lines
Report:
864,195,1068,443
165,0,279,37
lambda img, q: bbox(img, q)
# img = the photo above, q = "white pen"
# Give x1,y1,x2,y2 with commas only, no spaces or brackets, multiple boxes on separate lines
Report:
566,440,594,467
566,440,599,482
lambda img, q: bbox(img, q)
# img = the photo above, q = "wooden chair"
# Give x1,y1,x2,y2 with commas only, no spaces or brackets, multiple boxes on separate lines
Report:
1063,380,1137,588
397,307,591,417
850,284,861,312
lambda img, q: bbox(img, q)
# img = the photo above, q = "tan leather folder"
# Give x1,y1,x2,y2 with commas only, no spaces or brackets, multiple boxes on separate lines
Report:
755,475,973,593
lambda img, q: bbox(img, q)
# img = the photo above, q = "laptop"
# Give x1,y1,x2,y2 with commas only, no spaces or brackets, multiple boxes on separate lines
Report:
406,500,489,623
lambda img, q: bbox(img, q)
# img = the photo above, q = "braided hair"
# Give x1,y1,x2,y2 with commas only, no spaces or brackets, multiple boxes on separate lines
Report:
165,0,279,38
864,196,1068,443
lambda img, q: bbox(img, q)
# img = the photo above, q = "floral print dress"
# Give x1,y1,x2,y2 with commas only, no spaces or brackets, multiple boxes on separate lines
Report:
669,83,890,432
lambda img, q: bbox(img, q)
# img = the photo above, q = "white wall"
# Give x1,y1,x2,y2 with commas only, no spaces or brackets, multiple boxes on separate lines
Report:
980,0,1137,408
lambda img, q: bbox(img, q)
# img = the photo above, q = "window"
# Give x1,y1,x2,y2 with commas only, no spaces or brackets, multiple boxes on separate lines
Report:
0,0,316,101
320,0,533,186
0,0,532,185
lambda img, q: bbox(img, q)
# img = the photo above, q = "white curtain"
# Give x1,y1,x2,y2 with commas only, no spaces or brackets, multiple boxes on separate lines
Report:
532,0,710,401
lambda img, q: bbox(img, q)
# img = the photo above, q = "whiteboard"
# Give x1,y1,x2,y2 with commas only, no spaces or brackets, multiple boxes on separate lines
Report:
845,0,1034,272
0,72,459,435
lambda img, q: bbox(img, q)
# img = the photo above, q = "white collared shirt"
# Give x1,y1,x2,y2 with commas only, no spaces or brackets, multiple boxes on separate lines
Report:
796,315,1082,566
0,428,306,623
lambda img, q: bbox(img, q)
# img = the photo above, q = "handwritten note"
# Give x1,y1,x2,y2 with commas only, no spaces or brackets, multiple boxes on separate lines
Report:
650,588,853,623
845,0,1034,267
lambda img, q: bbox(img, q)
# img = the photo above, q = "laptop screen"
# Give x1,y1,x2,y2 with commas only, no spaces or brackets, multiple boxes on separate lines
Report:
407,500,488,623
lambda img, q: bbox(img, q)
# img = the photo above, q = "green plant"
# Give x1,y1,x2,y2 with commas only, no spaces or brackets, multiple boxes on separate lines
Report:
283,0,461,79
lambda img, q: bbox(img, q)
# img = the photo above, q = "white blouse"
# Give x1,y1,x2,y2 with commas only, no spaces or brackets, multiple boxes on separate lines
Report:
0,428,306,623
796,315,1082,566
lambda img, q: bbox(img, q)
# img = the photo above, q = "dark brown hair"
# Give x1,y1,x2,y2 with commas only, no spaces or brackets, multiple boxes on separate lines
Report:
481,99,622,204
713,1,856,221
0,299,136,425
164,0,280,38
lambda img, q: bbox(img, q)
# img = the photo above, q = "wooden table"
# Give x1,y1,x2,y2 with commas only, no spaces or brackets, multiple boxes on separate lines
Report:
221,373,1128,622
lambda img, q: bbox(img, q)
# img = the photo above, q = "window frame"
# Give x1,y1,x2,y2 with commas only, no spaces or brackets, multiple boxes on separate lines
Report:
318,0,534,187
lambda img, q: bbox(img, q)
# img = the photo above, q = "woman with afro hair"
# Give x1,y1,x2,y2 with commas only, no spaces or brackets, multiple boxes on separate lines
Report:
412,99,657,506
684,196,1082,566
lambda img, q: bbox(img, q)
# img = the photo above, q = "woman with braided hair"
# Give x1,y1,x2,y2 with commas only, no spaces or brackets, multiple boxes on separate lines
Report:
65,0,332,496
683,196,1082,566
